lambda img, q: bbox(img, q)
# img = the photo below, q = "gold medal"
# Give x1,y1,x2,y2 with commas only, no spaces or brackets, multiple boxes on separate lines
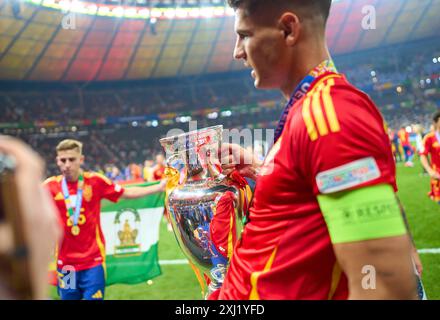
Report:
71,225,80,236
78,214,86,225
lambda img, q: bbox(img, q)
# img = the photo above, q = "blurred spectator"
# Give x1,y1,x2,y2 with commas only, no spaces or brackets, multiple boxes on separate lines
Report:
110,166,125,182
153,154,166,181
143,160,154,182
130,163,142,180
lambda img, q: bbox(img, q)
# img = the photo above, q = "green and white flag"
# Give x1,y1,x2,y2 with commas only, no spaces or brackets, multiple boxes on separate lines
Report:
101,183,165,285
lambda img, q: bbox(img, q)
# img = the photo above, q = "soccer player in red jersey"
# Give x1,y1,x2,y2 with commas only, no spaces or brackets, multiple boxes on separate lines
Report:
214,0,419,300
153,154,166,181
398,126,415,167
420,111,440,203
44,139,165,300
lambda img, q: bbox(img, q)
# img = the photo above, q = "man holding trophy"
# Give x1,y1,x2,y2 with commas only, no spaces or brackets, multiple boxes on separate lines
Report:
204,0,421,299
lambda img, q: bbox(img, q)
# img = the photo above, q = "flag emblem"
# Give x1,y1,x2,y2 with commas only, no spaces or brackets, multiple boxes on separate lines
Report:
114,208,142,258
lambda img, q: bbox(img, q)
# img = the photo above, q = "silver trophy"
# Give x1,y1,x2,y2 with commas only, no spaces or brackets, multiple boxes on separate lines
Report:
160,125,249,297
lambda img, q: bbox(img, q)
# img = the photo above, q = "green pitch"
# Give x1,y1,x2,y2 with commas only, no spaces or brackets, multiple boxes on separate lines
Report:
60,161,440,300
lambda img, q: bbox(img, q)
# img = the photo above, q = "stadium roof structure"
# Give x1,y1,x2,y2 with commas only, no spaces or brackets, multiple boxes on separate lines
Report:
0,0,439,82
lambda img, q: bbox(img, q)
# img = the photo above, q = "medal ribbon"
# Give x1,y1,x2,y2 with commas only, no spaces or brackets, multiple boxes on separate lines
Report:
61,174,84,227
274,60,338,142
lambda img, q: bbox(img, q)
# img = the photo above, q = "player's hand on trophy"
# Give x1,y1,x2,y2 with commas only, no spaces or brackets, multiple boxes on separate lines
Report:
219,143,263,180
0,136,62,299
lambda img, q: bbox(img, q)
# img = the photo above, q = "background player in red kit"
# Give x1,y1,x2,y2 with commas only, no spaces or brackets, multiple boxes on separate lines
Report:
44,139,165,300
215,0,419,300
420,111,440,203
153,153,166,181
398,126,415,167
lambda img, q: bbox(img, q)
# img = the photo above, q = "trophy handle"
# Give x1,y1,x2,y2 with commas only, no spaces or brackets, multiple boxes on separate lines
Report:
168,152,188,171
165,153,187,185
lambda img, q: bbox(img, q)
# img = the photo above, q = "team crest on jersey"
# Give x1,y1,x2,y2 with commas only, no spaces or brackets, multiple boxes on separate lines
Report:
433,142,440,148
316,157,381,194
83,184,93,202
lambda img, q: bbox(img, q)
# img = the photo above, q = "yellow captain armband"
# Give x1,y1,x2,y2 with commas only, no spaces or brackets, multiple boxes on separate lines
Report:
317,184,407,244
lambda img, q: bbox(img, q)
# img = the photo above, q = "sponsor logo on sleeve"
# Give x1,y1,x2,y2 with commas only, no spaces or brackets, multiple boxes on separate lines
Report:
316,157,381,194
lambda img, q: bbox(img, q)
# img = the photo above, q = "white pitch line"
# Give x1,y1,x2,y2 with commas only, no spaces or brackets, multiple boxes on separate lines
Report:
158,249,440,266
159,259,189,265
418,248,440,254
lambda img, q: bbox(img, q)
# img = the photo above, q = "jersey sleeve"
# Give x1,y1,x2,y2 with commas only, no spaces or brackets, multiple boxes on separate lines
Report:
42,177,57,197
294,79,396,195
420,134,432,156
93,173,125,202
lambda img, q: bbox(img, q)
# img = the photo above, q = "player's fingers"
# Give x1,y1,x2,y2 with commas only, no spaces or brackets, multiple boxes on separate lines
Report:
219,143,243,162
222,168,234,176
220,155,238,167
0,224,13,254
221,165,236,173
219,143,233,158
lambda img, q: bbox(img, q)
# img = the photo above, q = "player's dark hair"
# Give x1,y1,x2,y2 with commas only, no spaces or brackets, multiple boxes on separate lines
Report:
433,111,440,123
227,0,332,25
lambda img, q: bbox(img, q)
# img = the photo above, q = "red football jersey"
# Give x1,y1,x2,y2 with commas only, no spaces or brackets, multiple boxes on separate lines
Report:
420,132,440,202
44,172,124,271
420,132,440,172
217,72,397,300
398,129,410,147
153,166,165,181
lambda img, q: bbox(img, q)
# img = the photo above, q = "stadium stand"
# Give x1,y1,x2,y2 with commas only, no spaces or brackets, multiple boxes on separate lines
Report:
1,40,439,178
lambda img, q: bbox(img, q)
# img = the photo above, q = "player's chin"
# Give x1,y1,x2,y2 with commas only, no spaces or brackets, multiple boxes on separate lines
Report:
254,78,276,90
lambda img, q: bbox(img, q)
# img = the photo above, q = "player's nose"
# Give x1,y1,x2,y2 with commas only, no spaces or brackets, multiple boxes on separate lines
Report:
233,37,245,61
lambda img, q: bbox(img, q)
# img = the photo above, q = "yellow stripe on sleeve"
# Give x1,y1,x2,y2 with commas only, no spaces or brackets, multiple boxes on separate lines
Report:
302,96,318,141
311,84,329,137
89,172,113,186
322,79,341,133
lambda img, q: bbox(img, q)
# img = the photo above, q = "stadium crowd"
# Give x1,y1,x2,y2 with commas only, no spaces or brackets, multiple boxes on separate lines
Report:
1,41,439,179
1,40,439,123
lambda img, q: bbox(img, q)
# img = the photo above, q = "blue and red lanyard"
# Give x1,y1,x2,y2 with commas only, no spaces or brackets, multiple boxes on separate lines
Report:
274,60,338,143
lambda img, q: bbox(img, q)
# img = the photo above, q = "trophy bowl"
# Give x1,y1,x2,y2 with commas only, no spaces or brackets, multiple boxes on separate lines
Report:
160,125,250,297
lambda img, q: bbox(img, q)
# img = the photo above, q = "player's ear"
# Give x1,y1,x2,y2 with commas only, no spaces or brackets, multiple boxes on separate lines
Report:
80,155,85,165
279,12,300,47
